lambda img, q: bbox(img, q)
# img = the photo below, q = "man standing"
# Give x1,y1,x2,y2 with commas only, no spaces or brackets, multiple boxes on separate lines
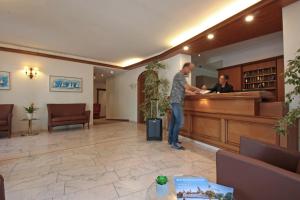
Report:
168,62,200,150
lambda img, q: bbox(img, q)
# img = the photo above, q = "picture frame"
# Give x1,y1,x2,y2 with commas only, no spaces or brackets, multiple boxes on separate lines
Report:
49,75,83,92
0,71,11,90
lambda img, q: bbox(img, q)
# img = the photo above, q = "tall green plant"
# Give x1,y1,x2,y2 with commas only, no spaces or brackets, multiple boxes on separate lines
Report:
140,61,170,119
276,49,300,135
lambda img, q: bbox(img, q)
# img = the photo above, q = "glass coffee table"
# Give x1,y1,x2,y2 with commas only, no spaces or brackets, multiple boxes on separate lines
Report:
146,176,177,200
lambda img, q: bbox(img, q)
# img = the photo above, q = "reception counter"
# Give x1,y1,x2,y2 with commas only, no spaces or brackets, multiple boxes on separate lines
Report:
180,91,298,152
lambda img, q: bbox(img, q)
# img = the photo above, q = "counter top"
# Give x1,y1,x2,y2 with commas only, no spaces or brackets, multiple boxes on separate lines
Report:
185,91,275,101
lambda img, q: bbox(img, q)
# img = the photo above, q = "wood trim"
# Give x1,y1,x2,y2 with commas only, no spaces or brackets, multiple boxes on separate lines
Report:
124,0,294,70
0,46,123,69
105,118,130,122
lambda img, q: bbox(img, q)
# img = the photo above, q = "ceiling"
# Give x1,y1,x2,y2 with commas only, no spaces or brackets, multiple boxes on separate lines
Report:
94,66,123,83
0,0,260,67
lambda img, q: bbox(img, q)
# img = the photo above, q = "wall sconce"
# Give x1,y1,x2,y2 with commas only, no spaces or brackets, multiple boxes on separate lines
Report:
25,67,38,79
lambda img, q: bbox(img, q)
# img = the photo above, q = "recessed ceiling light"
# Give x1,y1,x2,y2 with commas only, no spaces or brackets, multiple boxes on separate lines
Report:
198,54,201,57
168,0,260,46
183,46,189,51
207,34,214,40
245,15,254,22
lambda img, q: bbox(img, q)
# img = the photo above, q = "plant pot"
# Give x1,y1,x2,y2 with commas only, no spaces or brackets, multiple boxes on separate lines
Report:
26,113,33,120
156,183,168,197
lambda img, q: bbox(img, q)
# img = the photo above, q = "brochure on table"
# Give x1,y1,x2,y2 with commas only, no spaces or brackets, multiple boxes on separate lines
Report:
174,177,234,200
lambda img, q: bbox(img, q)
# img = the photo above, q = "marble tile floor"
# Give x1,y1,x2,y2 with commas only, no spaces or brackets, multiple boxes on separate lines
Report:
0,122,217,200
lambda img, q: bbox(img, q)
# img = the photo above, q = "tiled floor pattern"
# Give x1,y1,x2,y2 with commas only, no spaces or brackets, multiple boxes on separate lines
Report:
0,122,216,200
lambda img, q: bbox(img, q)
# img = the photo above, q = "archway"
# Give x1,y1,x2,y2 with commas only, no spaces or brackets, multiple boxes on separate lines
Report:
137,71,146,123
137,71,159,123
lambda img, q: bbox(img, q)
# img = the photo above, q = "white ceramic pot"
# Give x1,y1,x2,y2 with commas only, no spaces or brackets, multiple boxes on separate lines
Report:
26,113,33,120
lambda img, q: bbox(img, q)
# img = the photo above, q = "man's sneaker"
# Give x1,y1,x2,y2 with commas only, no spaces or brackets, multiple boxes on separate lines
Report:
171,143,185,150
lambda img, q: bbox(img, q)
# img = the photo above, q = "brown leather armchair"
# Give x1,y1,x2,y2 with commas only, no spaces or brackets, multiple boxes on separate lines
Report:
216,137,300,200
0,104,14,138
0,175,4,200
47,104,90,132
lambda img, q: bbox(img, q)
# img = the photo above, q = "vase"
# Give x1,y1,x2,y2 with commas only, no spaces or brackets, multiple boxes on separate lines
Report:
26,113,33,120
156,183,168,197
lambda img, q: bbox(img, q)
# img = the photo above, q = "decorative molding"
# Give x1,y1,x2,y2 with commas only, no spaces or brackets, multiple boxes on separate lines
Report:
0,46,123,69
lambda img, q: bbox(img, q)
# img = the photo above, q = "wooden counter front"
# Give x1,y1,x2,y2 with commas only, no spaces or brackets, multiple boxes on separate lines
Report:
180,91,297,152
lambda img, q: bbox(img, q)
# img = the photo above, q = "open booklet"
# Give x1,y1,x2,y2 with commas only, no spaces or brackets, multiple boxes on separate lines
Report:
196,89,211,94
174,177,234,200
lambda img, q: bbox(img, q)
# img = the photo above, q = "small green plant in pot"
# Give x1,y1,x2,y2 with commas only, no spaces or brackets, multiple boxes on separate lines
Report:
24,103,38,120
276,49,300,135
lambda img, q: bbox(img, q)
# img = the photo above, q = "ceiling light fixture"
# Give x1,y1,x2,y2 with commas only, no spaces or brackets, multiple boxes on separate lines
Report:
110,70,114,74
245,15,254,22
198,54,201,57
207,34,214,40
183,46,189,51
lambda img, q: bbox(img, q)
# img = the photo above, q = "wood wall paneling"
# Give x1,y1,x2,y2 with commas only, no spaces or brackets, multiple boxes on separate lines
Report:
276,57,285,101
226,119,278,147
184,99,258,116
191,115,221,142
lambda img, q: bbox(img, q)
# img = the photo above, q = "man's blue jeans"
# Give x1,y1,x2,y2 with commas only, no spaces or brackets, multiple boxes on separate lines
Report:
168,103,184,145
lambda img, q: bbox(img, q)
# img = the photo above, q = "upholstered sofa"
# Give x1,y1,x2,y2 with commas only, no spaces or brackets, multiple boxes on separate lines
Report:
216,136,300,200
47,104,90,132
0,104,14,138
0,174,5,200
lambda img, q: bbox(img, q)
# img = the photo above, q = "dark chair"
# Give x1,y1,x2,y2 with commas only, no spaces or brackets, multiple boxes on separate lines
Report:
0,175,5,200
216,136,300,200
93,103,101,119
47,103,90,132
0,104,14,138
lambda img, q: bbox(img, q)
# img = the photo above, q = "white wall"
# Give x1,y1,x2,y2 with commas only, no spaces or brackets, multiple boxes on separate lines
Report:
203,32,283,67
106,54,191,121
0,51,94,132
282,1,300,149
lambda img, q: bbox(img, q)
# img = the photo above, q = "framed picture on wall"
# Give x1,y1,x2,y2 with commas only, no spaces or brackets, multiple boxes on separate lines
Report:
49,75,82,92
0,71,10,90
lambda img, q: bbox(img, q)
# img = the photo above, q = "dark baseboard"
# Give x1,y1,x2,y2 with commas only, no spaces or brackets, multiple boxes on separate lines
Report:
106,118,129,122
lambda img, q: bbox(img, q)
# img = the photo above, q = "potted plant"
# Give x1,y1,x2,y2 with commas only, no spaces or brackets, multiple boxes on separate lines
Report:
139,61,170,140
139,61,170,120
276,49,300,135
24,103,38,120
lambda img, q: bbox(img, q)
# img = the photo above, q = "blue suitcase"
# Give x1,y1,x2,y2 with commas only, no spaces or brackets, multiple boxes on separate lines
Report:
146,99,162,141
146,118,162,141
